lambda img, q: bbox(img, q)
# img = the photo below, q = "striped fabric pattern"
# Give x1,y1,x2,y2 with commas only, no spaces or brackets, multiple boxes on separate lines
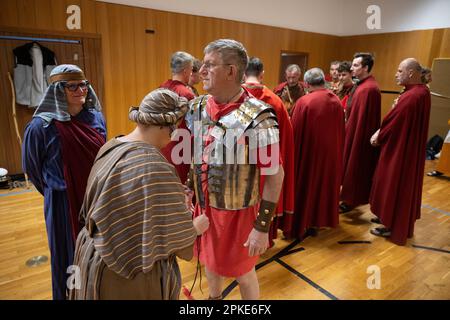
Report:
78,139,197,280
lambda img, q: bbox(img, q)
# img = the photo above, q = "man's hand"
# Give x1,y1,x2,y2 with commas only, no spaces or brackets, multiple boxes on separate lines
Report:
193,214,209,235
243,228,269,256
370,129,380,146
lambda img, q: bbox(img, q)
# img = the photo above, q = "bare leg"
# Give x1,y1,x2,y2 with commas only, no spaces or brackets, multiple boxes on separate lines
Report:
205,267,223,299
236,268,259,300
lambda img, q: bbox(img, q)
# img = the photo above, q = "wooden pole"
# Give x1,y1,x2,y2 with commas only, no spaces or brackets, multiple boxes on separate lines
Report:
7,71,30,189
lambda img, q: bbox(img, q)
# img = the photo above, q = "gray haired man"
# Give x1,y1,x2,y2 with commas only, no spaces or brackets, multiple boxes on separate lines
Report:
273,64,306,115
186,39,284,300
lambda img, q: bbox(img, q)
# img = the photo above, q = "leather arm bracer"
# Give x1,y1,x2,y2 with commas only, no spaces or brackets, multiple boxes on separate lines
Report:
253,199,277,233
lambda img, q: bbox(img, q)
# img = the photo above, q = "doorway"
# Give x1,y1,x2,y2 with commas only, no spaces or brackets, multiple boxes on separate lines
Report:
278,51,308,84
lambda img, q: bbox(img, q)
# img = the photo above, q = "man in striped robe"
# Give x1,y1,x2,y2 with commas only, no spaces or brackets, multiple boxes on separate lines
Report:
68,89,209,300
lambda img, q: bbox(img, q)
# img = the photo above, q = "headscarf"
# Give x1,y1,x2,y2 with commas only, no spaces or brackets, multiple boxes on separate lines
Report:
129,88,188,126
33,64,102,126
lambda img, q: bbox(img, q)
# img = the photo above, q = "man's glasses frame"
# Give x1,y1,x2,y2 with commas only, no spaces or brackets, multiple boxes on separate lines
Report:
201,62,232,71
63,81,89,92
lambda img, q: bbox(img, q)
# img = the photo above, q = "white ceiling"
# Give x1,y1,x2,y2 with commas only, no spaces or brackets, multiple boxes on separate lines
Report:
97,0,450,36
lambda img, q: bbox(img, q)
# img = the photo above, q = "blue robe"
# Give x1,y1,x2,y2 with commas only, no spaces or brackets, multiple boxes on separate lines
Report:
22,108,106,300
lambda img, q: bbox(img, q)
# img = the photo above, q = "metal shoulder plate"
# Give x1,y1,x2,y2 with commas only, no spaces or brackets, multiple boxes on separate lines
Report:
218,97,279,149
186,94,210,132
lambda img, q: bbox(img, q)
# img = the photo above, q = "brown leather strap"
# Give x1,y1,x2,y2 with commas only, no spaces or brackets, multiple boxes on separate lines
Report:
253,199,277,233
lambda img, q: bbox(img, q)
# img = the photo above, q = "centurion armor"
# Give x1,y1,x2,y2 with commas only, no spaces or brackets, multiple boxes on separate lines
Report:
186,94,279,210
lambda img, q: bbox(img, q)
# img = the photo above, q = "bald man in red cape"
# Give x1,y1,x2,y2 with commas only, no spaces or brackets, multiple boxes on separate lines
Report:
290,68,345,238
340,53,381,213
243,57,295,245
160,51,195,184
369,58,431,245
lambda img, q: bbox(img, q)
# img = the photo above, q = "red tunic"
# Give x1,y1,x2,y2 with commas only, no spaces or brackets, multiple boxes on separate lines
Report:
243,83,295,244
290,89,345,238
193,91,280,277
159,80,195,184
341,75,381,206
370,84,431,245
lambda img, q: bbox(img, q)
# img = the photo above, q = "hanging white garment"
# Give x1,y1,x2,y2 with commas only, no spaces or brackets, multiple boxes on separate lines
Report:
13,42,56,108
29,44,46,107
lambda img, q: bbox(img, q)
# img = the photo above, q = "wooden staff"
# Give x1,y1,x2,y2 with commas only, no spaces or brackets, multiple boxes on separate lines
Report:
7,71,30,189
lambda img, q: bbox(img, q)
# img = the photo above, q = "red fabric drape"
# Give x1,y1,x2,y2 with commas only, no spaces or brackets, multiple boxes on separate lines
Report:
341,75,381,206
369,84,431,245
243,83,295,245
55,119,105,241
290,89,345,239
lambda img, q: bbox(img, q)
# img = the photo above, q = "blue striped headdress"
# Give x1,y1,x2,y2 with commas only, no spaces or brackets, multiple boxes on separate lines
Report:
33,64,102,126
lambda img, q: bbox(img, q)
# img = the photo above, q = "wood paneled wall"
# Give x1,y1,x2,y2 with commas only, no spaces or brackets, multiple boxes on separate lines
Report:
337,28,450,117
1,0,340,143
1,0,450,174
94,2,341,136
0,0,97,34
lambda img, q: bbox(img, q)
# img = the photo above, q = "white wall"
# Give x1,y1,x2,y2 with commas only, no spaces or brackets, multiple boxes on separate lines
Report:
97,0,450,36
342,0,450,35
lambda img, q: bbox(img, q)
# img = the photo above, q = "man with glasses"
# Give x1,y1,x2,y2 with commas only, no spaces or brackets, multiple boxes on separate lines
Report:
22,64,106,300
186,39,284,300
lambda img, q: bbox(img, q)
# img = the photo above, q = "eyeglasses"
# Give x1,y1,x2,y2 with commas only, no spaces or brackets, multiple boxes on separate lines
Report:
63,81,89,92
201,62,232,71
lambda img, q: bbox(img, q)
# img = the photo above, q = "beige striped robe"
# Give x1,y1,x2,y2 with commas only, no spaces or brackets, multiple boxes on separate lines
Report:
68,138,197,300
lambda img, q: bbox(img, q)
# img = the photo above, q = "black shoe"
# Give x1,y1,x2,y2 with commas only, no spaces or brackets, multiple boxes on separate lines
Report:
339,203,354,214
370,218,381,224
370,227,391,237
427,170,443,177
305,227,318,237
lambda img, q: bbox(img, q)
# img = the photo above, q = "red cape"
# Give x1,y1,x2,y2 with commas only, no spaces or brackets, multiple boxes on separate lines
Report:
243,83,295,244
370,84,431,245
159,79,195,101
159,80,194,184
289,89,345,238
341,75,381,206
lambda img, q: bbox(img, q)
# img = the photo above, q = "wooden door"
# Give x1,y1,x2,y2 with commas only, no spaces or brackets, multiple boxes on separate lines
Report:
278,51,309,84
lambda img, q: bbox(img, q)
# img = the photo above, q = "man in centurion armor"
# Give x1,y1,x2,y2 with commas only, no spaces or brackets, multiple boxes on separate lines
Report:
185,39,285,300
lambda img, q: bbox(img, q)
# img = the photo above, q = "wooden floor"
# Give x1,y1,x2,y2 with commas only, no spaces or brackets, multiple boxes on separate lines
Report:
0,161,449,300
